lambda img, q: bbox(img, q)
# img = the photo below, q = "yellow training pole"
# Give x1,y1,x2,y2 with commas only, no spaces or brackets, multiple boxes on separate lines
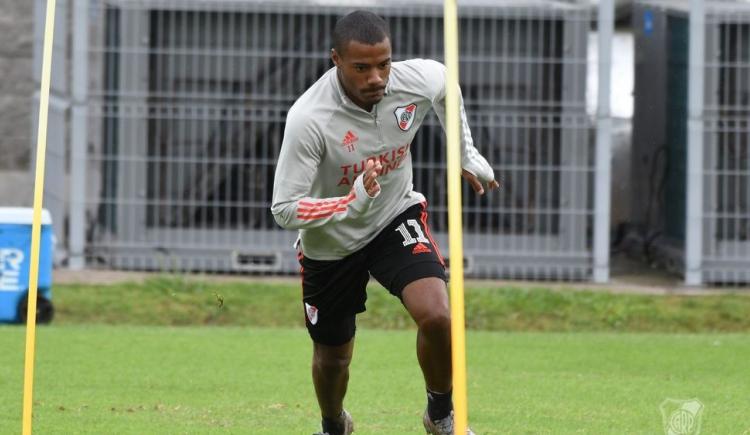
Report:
443,0,468,433
23,0,57,433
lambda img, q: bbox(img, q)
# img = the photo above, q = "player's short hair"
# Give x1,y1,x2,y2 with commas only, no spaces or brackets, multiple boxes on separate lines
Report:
332,10,391,55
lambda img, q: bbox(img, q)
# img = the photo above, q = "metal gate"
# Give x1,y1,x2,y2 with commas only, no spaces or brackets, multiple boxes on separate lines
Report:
632,0,750,285
61,0,595,278
701,1,750,283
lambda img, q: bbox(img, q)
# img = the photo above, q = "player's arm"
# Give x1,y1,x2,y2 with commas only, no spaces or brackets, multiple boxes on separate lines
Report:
271,115,382,230
423,60,500,194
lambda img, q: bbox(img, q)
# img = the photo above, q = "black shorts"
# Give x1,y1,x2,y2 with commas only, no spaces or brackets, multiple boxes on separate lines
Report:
299,202,447,346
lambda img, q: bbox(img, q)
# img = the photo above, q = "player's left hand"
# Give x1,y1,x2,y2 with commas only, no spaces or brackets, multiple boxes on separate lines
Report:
462,169,500,195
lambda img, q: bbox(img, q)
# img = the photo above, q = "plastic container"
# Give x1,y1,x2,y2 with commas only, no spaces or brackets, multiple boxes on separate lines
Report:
0,208,54,323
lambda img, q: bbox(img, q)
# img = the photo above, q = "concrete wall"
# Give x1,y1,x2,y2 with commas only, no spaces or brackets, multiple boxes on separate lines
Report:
0,171,33,206
0,0,34,173
0,0,35,207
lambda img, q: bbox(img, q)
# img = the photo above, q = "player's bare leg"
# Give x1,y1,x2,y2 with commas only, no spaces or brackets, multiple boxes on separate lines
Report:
402,277,452,393
312,339,354,421
402,277,476,434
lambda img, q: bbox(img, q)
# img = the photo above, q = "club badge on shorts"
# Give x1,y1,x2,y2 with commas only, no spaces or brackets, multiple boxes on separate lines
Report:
304,302,319,325
394,103,417,131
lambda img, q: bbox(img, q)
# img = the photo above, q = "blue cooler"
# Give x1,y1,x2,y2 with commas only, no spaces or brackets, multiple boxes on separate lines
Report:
0,208,55,323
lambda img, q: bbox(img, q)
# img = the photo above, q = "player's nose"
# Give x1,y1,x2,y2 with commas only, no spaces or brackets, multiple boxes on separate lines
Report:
367,71,384,87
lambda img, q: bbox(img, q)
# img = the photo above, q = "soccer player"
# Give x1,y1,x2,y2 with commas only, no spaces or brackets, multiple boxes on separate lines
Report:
271,10,498,435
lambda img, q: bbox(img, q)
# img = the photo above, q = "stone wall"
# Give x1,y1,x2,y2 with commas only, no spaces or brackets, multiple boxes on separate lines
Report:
0,0,34,171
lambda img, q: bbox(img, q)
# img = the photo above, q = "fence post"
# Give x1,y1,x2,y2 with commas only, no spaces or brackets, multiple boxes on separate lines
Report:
685,0,705,286
69,0,89,270
593,0,614,283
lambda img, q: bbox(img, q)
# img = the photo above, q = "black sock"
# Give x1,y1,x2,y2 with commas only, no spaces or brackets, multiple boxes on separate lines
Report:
321,412,344,435
427,388,453,421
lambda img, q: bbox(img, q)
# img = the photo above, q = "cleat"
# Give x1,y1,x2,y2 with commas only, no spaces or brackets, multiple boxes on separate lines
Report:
313,409,354,435
423,409,476,435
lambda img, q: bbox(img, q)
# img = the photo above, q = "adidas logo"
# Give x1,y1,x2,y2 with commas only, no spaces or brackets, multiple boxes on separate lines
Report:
412,242,431,255
342,130,358,152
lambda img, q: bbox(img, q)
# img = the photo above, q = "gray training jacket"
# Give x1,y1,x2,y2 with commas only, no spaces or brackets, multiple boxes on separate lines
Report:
271,59,494,260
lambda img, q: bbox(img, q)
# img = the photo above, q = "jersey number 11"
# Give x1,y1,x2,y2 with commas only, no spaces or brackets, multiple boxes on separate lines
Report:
396,220,430,246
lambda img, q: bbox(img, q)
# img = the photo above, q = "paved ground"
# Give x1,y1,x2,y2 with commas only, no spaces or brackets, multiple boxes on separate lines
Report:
52,253,747,296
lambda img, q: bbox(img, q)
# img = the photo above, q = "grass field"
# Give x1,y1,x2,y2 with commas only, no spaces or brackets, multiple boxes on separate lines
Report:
51,277,750,332
1,279,749,433
0,327,749,434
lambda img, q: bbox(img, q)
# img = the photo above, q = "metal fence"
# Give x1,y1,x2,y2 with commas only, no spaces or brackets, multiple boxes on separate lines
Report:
37,0,601,279
32,0,70,257
701,1,750,284
633,0,750,285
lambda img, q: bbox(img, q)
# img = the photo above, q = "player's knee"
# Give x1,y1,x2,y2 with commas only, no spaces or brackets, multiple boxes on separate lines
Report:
418,311,451,336
313,351,352,374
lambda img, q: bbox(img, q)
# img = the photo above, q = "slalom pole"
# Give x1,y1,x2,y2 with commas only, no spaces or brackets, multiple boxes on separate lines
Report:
23,0,57,433
443,0,468,433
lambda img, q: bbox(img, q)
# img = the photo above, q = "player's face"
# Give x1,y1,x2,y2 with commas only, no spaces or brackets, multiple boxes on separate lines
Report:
331,38,392,111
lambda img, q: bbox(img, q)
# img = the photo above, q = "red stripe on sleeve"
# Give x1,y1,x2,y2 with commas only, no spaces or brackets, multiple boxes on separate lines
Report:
298,192,356,208
297,207,348,220
296,192,356,220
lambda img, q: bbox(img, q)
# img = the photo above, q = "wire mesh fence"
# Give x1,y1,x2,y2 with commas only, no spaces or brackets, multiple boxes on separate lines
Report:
49,0,597,278
632,0,750,285
702,1,750,283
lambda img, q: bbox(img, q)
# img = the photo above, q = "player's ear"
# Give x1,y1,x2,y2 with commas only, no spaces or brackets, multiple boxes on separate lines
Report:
331,48,341,67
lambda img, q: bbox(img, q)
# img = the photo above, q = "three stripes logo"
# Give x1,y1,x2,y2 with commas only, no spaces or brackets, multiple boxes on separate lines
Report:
412,242,432,255
342,130,358,152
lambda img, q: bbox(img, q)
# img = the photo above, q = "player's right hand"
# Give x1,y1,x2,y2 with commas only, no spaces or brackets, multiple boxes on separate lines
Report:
363,160,382,197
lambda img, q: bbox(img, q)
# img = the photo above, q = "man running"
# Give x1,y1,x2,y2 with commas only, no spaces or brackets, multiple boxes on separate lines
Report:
271,10,498,435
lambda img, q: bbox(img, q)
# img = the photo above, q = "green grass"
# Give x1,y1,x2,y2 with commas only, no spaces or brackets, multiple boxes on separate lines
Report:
3,279,748,432
50,276,750,332
0,326,748,434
